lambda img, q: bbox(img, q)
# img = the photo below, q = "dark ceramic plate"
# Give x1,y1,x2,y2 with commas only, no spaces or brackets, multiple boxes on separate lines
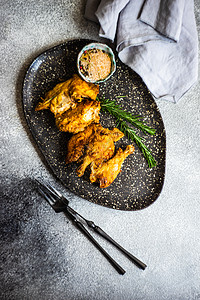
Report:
23,39,166,211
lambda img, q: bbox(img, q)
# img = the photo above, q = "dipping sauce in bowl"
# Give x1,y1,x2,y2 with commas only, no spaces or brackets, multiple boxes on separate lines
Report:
77,43,116,83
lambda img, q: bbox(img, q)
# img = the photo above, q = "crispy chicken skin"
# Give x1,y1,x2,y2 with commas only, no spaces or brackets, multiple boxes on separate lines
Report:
35,78,74,114
90,145,135,188
56,99,101,134
72,125,124,177
35,74,99,115
68,74,99,101
66,123,124,167
65,123,100,164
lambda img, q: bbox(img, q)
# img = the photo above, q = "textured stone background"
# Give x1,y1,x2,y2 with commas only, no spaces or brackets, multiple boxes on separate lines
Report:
0,1,200,299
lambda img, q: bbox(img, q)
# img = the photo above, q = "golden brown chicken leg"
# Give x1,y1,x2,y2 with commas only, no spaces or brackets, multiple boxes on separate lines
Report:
90,145,135,188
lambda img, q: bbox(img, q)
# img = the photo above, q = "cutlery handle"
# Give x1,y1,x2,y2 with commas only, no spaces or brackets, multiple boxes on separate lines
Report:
74,220,126,275
67,207,146,270
93,226,147,270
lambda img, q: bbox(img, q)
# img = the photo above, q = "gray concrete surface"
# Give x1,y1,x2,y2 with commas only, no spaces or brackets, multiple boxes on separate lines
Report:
1,1,200,299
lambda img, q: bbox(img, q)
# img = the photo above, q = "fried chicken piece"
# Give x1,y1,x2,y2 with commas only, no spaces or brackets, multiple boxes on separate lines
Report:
74,125,124,177
35,78,74,114
35,74,99,115
68,74,99,101
65,123,100,164
66,123,123,165
90,145,135,188
56,99,101,134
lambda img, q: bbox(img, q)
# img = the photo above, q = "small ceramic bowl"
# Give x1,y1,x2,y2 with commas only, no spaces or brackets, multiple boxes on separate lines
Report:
77,43,116,83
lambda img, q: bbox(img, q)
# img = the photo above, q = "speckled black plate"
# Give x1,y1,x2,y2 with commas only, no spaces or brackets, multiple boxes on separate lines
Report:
23,39,166,211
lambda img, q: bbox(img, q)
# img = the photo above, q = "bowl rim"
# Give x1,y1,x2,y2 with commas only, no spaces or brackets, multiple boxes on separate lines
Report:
77,42,116,83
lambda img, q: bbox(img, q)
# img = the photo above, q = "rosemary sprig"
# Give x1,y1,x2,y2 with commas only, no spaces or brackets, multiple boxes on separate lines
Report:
118,120,157,168
97,96,157,168
99,97,155,135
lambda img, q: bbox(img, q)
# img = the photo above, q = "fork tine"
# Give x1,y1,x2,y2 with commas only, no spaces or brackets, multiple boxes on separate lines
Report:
46,182,62,198
36,180,70,208
35,179,61,200
38,186,55,206
36,179,69,212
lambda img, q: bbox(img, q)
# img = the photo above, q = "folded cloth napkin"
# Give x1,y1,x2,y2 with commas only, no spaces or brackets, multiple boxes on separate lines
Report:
85,0,198,103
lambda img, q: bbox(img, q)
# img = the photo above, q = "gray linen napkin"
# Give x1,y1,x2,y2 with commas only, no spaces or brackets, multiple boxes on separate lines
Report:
85,0,198,103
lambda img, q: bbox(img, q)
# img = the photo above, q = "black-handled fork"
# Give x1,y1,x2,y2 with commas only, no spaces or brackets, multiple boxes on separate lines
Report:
35,179,147,274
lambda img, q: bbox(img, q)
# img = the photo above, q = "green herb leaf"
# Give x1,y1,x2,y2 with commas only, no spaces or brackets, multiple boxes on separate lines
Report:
118,120,157,168
99,97,156,135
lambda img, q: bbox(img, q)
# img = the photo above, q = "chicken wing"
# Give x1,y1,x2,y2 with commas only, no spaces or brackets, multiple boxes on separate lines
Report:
90,145,135,188
56,99,101,134
35,78,74,114
35,74,99,115
74,125,124,177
